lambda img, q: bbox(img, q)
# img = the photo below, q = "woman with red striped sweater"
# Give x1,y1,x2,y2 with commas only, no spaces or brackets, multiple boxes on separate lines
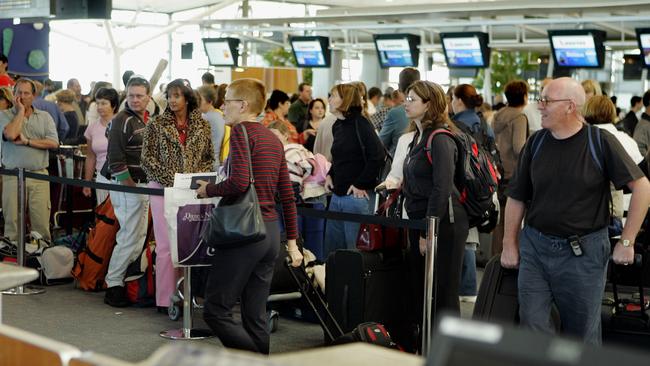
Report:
196,78,302,354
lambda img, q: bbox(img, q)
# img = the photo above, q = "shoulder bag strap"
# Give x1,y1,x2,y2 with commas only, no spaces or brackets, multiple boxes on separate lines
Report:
239,124,254,185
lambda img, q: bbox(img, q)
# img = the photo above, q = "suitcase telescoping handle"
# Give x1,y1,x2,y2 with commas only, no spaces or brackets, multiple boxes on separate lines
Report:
609,254,646,317
422,216,439,357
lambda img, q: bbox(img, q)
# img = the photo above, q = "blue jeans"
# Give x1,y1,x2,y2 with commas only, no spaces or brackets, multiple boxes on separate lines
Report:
459,247,477,296
323,193,372,257
518,225,610,345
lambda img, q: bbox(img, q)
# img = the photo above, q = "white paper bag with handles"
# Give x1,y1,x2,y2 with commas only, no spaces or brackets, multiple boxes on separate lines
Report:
165,173,221,267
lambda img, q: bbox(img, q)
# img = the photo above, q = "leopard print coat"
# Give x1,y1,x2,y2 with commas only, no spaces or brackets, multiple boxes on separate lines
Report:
141,108,215,187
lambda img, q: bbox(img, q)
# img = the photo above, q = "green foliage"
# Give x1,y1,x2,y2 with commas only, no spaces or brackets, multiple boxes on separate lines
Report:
475,50,540,94
262,46,312,86
262,47,296,67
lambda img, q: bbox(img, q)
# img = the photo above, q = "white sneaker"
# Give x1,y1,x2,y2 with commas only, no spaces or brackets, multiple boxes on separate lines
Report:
459,296,477,303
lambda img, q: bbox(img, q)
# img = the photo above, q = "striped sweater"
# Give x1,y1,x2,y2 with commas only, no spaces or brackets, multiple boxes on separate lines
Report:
206,121,298,240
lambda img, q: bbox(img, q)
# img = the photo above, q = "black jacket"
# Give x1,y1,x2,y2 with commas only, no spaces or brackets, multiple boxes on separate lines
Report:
329,111,385,196
102,105,150,182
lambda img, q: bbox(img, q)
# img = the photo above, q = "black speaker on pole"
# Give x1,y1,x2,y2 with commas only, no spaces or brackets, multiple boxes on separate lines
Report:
181,43,194,60
52,0,112,20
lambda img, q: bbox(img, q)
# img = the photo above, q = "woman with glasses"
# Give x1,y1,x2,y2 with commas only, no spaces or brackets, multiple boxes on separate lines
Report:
323,83,385,255
490,80,529,256
195,78,302,354
82,87,119,205
402,81,469,350
141,78,215,313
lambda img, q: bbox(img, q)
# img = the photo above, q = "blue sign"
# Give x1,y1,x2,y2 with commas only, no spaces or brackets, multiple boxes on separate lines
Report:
551,35,599,67
376,38,414,67
443,37,485,67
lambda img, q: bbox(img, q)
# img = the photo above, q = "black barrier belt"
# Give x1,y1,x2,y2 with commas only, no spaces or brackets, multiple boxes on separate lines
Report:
297,207,427,230
0,168,164,196
0,168,427,230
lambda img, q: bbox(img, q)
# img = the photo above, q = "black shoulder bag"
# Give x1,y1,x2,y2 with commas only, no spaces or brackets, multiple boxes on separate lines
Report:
201,125,267,249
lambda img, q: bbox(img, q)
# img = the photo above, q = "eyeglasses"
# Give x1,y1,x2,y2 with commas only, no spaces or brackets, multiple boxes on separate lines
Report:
537,98,573,107
405,96,427,103
224,99,244,103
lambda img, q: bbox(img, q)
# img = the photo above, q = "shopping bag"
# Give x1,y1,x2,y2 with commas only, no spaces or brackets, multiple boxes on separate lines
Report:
165,187,220,267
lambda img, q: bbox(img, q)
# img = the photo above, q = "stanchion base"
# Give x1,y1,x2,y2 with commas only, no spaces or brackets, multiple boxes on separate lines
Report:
2,285,46,296
159,328,213,340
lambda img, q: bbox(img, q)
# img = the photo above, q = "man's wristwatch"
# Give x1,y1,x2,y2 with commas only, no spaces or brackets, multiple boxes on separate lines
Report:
620,239,632,248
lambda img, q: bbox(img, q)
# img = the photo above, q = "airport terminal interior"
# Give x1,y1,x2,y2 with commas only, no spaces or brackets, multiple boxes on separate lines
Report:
1,0,650,365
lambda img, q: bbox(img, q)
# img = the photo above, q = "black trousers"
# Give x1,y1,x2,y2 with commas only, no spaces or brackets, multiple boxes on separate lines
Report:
407,202,468,345
203,220,280,354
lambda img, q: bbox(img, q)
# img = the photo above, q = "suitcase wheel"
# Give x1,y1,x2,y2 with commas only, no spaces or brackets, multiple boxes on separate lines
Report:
268,310,279,333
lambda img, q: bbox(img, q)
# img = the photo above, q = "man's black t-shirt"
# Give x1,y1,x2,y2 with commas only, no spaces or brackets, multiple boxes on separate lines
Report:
507,125,643,237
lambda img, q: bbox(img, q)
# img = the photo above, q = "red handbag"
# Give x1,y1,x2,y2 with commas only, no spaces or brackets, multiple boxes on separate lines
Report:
356,189,407,251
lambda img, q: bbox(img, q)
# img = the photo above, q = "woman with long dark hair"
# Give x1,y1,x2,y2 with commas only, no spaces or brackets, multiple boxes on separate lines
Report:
402,80,469,349
302,98,325,152
196,78,302,354
141,78,215,312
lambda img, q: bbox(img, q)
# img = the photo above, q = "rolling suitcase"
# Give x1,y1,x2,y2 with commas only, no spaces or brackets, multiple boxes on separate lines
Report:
284,257,399,349
473,254,561,328
473,254,519,323
325,249,408,341
602,255,650,349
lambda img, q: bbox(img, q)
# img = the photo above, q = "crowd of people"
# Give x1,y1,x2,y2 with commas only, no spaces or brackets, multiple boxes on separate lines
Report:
2,49,650,353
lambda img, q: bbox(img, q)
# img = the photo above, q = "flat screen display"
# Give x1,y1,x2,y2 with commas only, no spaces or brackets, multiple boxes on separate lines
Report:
289,36,331,68
291,40,326,67
440,32,490,68
376,38,415,67
443,37,485,67
547,30,605,69
202,38,239,67
550,35,599,67
636,28,650,67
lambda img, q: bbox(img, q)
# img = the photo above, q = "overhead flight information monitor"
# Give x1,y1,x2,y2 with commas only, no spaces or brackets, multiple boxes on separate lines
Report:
440,32,490,68
374,34,421,68
635,28,650,67
202,38,240,67
290,36,331,68
548,30,606,68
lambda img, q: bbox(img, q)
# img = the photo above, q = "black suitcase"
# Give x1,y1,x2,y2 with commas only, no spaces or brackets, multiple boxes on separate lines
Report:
474,254,560,329
325,249,408,343
473,254,519,323
602,255,650,349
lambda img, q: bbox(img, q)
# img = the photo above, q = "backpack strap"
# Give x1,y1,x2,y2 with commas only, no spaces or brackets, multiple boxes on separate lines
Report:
530,129,549,161
354,118,367,164
425,128,454,164
587,125,604,174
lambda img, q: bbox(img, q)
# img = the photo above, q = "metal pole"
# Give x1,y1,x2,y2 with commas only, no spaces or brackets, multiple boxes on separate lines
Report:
160,266,212,340
3,168,45,296
421,216,438,357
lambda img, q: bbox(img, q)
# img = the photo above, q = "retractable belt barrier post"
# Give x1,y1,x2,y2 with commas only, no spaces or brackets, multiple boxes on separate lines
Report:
421,216,439,357
160,267,213,340
2,168,46,296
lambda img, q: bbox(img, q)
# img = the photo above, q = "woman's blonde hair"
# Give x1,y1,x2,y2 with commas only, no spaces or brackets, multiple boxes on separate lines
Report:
330,83,363,118
55,89,76,104
406,80,458,133
227,78,266,115
581,79,602,97
0,87,13,108
583,95,616,125
349,81,369,118
267,120,290,136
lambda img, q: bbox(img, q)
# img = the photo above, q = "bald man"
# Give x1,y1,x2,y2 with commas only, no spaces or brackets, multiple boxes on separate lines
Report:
501,77,650,344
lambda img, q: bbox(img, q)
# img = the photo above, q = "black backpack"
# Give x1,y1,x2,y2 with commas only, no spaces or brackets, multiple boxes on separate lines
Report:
426,127,500,232
461,114,504,176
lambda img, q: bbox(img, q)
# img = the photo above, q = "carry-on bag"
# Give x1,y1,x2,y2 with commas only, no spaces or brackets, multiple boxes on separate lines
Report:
356,189,407,252
325,249,408,344
284,257,399,349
